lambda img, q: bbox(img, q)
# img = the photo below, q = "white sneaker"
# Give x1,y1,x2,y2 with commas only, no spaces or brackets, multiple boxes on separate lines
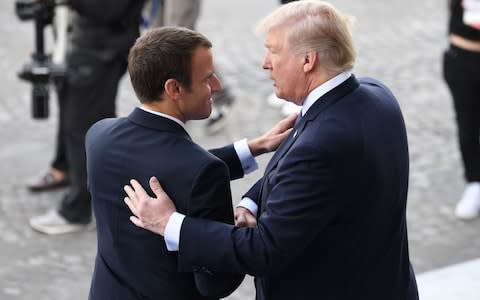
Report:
454,182,480,220
29,209,93,235
281,101,302,117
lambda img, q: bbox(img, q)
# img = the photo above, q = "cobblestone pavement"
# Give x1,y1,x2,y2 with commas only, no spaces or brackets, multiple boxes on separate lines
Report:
1,0,479,299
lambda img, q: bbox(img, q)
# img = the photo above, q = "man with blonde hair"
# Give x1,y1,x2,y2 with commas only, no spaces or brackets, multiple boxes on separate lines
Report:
124,1,419,299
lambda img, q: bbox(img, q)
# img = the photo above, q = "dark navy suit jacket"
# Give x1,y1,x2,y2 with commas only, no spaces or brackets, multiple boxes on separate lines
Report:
178,76,419,300
86,108,244,299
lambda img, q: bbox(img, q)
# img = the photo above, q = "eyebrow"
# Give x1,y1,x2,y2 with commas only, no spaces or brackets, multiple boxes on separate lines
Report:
204,71,214,80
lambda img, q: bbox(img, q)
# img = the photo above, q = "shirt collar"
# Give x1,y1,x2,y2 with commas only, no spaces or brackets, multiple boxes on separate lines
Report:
301,72,351,116
139,106,187,130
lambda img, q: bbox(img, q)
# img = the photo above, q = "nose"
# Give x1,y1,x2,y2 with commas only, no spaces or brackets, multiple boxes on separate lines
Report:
262,52,271,70
211,73,222,93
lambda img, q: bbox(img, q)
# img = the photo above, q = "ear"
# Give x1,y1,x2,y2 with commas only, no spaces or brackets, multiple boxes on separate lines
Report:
303,50,317,73
164,78,182,100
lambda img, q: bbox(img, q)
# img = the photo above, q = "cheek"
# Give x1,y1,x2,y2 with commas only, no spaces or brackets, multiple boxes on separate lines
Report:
272,57,291,76
271,58,281,71
272,62,288,82
201,86,212,106
201,98,212,118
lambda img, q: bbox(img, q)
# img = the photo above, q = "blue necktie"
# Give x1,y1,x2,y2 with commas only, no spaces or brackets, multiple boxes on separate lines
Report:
292,113,302,138
294,113,302,127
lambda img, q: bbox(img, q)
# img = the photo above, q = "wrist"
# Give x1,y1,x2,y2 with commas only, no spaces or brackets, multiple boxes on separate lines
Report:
164,212,185,251
160,211,176,236
248,137,267,157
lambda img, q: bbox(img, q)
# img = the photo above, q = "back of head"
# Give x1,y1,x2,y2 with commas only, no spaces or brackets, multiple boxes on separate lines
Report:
128,27,212,103
257,0,356,73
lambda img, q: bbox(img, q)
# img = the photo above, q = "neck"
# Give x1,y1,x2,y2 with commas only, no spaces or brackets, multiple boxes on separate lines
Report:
142,101,185,123
300,69,339,102
313,69,339,89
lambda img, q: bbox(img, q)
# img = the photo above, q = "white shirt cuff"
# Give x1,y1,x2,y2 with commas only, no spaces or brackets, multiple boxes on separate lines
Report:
164,212,185,251
237,197,258,217
234,138,258,175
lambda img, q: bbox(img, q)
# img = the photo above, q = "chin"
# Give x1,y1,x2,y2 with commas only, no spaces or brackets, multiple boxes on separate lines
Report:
204,110,212,120
274,89,283,98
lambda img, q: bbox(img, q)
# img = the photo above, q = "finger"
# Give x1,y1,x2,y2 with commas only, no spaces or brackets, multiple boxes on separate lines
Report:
235,213,246,226
280,112,298,128
236,220,246,227
149,176,164,198
130,216,145,228
124,185,138,204
286,111,298,122
124,197,138,216
289,111,300,120
130,179,150,199
277,128,293,140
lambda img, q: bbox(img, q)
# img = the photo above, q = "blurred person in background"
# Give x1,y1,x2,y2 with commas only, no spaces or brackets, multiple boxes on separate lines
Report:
444,0,480,219
29,0,146,234
26,4,71,192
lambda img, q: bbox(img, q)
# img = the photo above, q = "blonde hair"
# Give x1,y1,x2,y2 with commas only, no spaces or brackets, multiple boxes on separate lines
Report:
256,0,355,73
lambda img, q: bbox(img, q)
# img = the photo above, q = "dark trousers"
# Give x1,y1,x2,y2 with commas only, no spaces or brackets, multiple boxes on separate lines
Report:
58,48,127,223
51,84,68,172
443,44,480,182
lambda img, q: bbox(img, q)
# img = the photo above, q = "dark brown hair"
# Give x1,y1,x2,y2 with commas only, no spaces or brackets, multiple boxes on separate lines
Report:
128,26,212,103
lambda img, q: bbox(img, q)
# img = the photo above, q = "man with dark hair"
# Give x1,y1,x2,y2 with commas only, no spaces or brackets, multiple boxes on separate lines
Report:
145,0,236,132
86,27,295,299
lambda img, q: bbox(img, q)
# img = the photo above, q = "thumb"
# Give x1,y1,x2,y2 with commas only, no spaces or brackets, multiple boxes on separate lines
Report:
281,112,298,129
149,176,164,198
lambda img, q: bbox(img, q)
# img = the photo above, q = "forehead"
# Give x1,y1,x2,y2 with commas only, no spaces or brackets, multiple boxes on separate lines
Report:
190,46,214,75
265,26,287,49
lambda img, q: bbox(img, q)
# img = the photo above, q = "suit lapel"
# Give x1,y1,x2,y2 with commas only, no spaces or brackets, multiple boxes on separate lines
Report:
259,76,359,210
127,107,192,141
264,117,304,176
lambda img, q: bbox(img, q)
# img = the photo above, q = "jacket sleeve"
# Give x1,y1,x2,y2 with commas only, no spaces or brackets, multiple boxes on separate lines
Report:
209,144,244,180
188,158,245,298
179,141,341,276
242,178,263,207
